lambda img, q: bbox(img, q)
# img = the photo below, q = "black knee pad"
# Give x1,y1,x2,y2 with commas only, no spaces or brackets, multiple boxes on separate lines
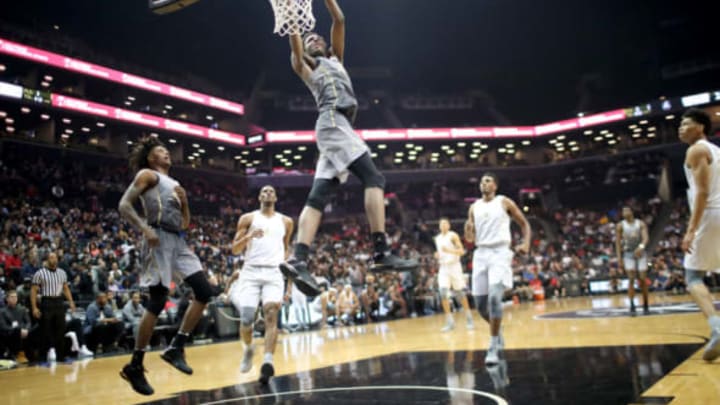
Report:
147,284,169,316
348,153,385,189
184,272,214,304
305,178,339,211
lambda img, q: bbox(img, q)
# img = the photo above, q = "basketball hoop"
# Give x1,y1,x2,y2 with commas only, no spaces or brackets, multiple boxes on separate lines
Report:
269,0,316,36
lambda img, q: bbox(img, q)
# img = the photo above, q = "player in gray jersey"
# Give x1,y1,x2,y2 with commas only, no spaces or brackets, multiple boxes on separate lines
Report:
281,0,418,297
615,206,649,315
117,137,216,396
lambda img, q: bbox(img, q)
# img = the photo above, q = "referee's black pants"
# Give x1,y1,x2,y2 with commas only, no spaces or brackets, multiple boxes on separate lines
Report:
39,297,66,361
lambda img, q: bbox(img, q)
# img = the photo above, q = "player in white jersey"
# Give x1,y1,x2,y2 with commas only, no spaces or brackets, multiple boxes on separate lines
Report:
615,206,649,315
230,185,294,384
434,218,474,332
464,173,531,365
678,108,720,361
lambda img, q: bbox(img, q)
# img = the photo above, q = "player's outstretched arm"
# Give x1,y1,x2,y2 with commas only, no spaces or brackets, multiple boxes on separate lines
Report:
289,35,313,82
324,0,345,62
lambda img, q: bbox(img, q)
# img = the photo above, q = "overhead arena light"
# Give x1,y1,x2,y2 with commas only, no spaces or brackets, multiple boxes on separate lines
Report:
298,146,307,151
97,122,106,127
169,139,177,143
217,146,225,151
148,0,199,14
20,107,31,114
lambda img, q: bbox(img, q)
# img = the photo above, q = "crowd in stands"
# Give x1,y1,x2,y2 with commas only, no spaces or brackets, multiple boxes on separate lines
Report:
0,142,694,367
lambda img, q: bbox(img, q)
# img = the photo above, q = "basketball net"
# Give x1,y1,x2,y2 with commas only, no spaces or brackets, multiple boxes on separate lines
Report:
269,0,316,36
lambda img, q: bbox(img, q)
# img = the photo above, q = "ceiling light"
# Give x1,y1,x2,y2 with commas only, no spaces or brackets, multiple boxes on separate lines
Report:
665,115,675,120
378,144,387,150
522,140,531,146
81,127,90,133
96,122,105,127
169,139,177,144
62,118,71,124
255,147,263,152
206,115,214,120
457,142,466,147
20,107,30,114
217,146,225,151
40,114,50,120
5,118,14,124
405,143,414,149
298,146,307,151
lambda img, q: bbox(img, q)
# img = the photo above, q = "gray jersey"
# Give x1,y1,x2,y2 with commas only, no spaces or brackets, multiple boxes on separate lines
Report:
307,56,358,121
621,219,642,253
140,171,183,233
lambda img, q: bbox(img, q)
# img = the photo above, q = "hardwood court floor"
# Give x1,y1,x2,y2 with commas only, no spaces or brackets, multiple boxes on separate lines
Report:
1,293,718,404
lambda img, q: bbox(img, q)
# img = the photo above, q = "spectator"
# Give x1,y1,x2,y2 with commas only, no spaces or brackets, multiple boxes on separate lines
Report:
122,291,145,338
0,290,32,361
83,292,124,353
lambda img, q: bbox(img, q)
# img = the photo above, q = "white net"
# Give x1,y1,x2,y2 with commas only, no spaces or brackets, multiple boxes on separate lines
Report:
269,0,316,36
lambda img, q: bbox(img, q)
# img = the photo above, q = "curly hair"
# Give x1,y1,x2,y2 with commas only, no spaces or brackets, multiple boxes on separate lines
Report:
128,137,166,173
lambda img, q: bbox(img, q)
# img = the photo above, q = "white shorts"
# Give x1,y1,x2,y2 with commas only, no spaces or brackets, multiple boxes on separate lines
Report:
438,262,467,291
684,208,720,271
230,265,284,309
472,246,513,295
623,253,648,273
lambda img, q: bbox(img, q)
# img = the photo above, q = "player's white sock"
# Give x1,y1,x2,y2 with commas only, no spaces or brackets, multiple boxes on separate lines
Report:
263,352,273,364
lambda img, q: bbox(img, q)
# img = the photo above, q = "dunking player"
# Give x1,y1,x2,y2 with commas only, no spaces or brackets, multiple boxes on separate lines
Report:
678,108,720,361
230,185,293,384
281,0,418,294
434,218,474,332
118,137,215,395
615,206,650,315
465,173,531,364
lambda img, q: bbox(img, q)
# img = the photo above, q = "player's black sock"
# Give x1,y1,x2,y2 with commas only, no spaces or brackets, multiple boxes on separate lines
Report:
371,232,388,254
170,332,190,349
294,243,310,261
131,349,145,367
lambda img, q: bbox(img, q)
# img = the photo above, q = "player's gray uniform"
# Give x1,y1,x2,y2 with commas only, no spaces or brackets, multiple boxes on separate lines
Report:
306,56,369,183
139,171,202,288
622,219,647,272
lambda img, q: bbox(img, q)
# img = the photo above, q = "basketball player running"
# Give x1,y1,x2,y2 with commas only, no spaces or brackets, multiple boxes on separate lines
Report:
118,137,216,395
230,185,293,384
465,173,531,364
282,0,418,295
434,218,474,332
616,206,650,315
678,108,720,361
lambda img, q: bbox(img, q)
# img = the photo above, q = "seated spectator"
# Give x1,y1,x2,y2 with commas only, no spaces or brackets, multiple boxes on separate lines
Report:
122,291,145,338
311,287,338,329
83,292,124,353
0,290,32,361
361,275,381,322
385,284,408,319
336,284,360,325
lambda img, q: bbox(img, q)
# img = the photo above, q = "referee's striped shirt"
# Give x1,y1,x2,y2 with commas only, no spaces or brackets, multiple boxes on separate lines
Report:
32,267,68,297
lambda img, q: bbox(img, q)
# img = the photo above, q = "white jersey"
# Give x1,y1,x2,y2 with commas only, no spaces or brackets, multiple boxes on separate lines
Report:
435,231,460,266
685,139,720,211
472,196,511,248
243,211,286,267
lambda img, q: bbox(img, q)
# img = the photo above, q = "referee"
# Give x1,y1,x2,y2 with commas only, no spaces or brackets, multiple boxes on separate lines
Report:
30,252,76,363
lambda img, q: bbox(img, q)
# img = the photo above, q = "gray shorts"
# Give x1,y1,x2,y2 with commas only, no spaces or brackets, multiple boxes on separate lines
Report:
623,252,648,273
139,228,203,288
315,109,369,183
